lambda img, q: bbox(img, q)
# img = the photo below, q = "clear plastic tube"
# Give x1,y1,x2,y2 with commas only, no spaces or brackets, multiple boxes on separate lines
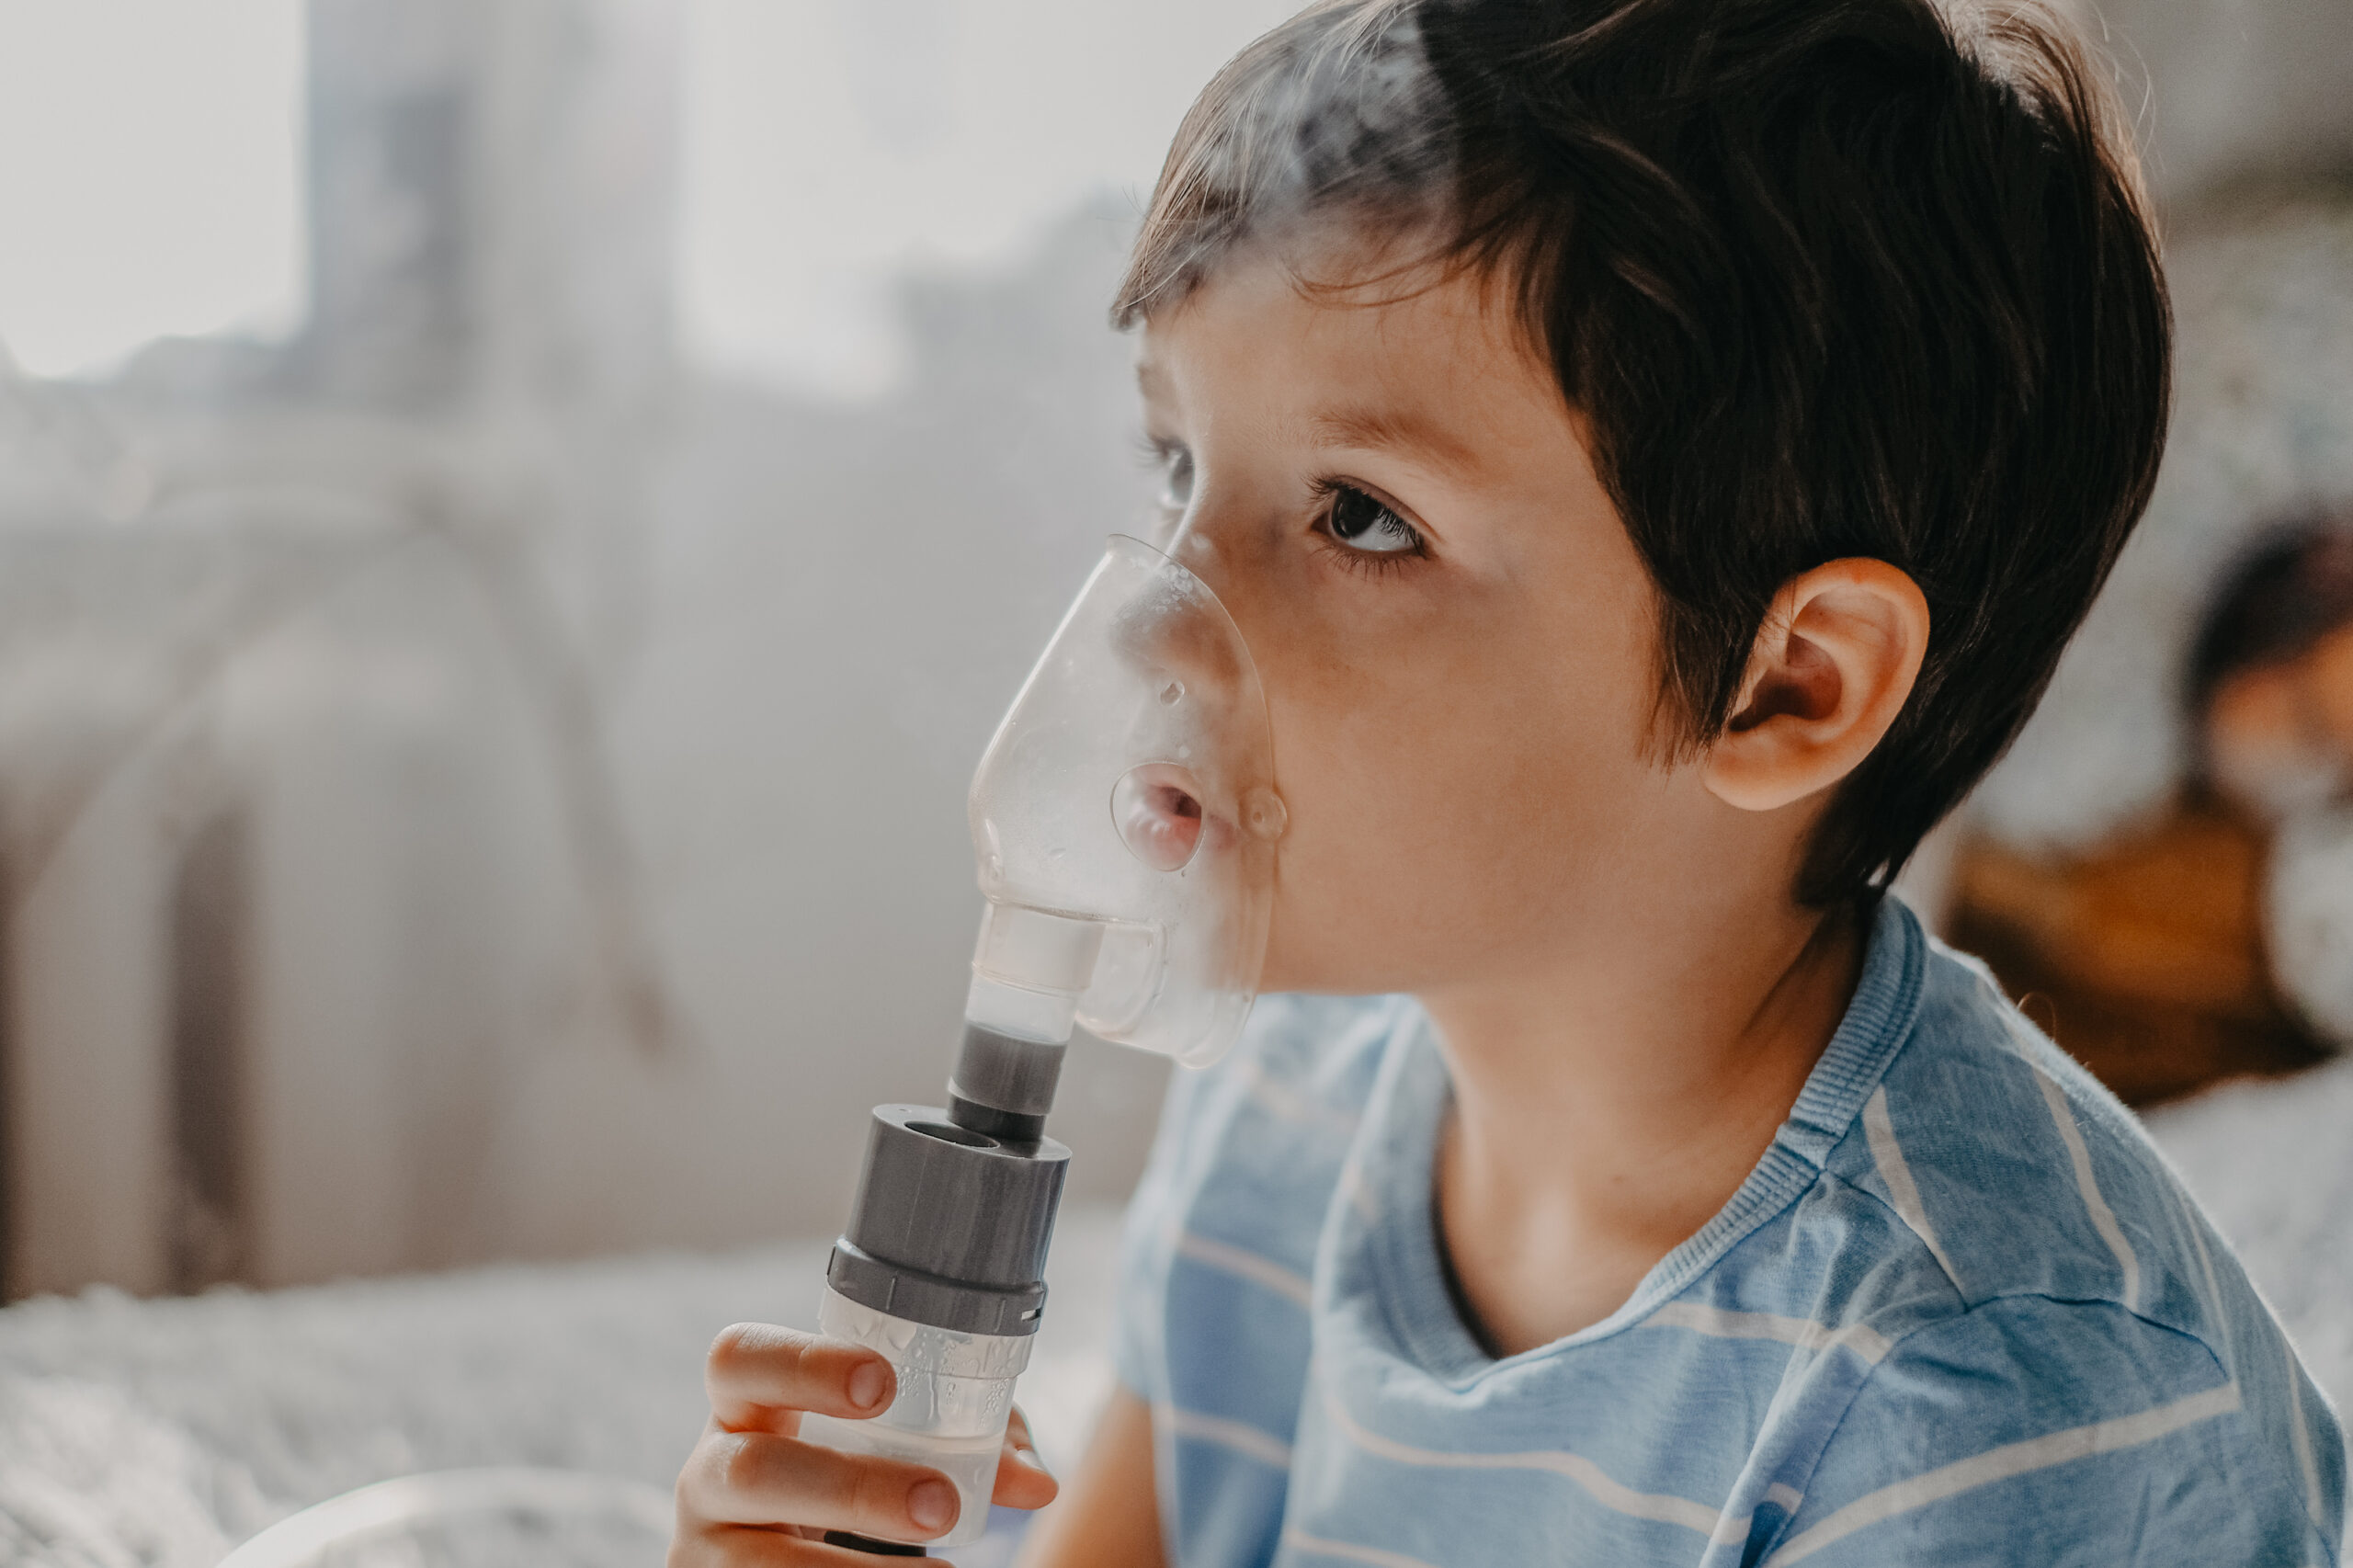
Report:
795,1286,1033,1550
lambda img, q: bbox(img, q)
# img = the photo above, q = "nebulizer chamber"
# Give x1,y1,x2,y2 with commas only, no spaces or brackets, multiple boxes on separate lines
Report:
801,535,1281,1551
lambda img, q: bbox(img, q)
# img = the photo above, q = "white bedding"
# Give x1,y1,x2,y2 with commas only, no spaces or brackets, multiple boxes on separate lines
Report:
0,1207,1124,1566
2138,1057,2353,1417
2,1068,2347,1566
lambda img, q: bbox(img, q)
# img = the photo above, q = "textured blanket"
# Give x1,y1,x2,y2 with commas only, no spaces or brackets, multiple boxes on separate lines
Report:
0,1207,1123,1566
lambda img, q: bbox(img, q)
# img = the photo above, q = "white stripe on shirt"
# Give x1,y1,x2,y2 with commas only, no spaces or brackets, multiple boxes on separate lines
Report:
1702,1480,1812,1548
1861,1086,1961,1288
1321,1384,1722,1536
1176,1230,1315,1308
1238,1059,1360,1136
1335,1157,1379,1224
1164,1404,1294,1470
1646,1301,1893,1364
1283,1528,1443,1568
2284,1344,2327,1532
1766,1381,2242,1564
2033,1066,2142,1312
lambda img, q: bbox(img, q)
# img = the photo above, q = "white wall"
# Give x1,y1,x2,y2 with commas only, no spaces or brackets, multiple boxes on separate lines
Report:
2083,0,2353,201
494,207,1181,1257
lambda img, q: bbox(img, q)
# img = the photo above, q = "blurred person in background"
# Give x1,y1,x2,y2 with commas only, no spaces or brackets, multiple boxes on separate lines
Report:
1949,508,2353,1105
2195,512,2353,1050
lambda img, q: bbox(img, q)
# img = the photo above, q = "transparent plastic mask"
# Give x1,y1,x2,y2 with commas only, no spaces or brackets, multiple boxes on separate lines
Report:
967,534,1283,1066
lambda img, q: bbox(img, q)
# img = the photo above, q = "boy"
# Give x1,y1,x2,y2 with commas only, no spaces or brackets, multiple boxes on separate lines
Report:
672,0,2347,1562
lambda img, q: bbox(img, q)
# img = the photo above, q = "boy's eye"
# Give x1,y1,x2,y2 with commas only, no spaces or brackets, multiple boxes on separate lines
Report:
1156,443,1195,513
1322,483,1424,556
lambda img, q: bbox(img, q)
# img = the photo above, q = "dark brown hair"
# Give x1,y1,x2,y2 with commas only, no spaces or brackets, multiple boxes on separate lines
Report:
1117,0,2173,906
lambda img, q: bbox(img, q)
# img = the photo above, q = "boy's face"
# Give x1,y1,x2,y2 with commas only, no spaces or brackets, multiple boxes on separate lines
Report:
1139,249,1733,997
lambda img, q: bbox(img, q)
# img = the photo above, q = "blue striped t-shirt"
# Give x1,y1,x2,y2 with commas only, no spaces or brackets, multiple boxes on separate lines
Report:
1109,897,2347,1565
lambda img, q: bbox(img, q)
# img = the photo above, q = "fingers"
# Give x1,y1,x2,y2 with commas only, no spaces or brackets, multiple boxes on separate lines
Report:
992,1406,1060,1512
681,1424,961,1543
706,1324,893,1432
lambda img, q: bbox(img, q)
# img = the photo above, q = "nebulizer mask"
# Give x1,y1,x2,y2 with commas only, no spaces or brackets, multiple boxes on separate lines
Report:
800,534,1283,1552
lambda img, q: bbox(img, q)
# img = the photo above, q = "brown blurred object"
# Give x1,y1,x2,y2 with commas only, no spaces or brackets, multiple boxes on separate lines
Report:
1948,800,2332,1107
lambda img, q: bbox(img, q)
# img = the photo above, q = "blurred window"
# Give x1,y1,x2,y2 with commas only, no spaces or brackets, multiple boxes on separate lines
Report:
0,0,1290,392
0,0,306,379
676,0,1295,398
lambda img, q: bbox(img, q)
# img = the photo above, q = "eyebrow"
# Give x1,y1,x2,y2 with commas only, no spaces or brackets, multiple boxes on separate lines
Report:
1308,403,1481,479
1135,358,1481,480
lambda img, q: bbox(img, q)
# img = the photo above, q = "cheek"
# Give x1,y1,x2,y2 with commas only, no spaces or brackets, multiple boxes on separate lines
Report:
1257,619,1659,993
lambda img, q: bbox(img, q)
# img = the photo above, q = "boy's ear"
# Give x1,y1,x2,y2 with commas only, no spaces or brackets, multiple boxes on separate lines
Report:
1701,559,1930,813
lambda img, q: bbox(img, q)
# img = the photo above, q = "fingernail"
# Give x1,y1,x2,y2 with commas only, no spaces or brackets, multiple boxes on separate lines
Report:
847,1359,888,1411
907,1478,958,1534
1011,1444,1052,1476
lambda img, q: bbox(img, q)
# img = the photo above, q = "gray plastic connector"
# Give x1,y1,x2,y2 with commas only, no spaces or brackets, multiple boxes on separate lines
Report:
946,1022,1066,1142
826,1104,1068,1337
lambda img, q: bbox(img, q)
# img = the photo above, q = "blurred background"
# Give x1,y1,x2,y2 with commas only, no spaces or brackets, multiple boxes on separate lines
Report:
0,0,2349,1309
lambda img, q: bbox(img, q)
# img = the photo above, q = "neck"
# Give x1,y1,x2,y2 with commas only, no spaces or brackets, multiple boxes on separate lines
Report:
1422,891,1866,1357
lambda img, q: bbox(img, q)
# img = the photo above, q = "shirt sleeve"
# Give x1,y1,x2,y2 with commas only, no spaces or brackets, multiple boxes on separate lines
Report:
1765,1295,2339,1567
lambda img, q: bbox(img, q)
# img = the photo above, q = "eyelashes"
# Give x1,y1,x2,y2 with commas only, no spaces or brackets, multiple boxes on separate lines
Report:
1137,433,1194,515
1311,478,1427,574
1132,431,1430,578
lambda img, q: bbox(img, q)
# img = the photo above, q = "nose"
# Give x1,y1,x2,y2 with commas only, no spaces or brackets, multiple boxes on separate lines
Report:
1108,532,1247,701
1099,527,1279,840
1165,516,1250,619
1159,497,1286,682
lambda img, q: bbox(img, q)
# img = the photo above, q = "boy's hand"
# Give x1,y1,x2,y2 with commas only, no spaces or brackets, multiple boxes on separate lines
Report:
671,1322,1058,1563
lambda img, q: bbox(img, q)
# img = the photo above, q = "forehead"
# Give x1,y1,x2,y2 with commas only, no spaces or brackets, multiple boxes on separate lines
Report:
1134,250,1565,473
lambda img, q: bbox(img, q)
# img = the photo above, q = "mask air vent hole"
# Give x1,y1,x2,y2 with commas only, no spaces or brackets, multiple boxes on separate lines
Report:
1111,763,1205,872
